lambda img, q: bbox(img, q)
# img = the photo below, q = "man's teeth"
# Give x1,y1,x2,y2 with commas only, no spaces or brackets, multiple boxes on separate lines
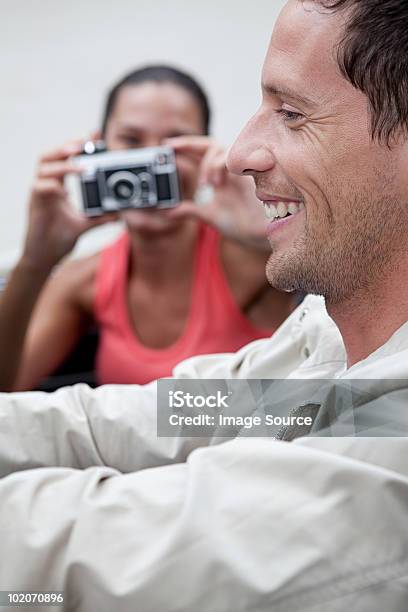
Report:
277,202,287,218
263,201,305,220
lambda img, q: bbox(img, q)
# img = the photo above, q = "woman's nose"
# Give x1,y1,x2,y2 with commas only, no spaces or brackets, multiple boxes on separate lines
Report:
146,137,163,147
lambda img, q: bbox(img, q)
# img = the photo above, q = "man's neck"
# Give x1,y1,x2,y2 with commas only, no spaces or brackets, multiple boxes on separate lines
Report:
327,270,408,368
127,221,199,288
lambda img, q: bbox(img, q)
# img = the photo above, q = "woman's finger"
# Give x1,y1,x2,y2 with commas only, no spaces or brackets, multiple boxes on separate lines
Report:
167,201,208,222
31,179,66,200
39,140,84,163
200,149,227,186
37,161,83,180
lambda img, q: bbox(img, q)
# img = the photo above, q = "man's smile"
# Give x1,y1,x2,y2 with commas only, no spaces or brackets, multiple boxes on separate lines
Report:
262,199,305,220
255,191,305,222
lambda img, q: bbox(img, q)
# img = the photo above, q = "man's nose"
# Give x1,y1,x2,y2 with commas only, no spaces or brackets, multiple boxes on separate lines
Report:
227,114,275,176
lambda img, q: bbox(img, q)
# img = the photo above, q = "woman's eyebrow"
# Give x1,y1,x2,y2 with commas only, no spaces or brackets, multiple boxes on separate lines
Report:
115,125,200,138
116,123,144,134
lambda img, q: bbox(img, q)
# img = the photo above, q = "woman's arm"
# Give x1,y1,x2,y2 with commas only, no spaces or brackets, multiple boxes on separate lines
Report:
11,257,97,391
0,258,51,391
0,141,116,391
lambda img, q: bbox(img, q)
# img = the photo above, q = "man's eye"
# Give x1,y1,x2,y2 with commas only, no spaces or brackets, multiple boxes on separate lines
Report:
276,109,304,124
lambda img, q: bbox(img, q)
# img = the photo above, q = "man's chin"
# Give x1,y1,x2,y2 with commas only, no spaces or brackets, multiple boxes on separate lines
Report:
266,272,298,293
265,251,305,293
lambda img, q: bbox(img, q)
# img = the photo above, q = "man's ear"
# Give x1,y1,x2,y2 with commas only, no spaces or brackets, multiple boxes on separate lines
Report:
89,129,103,141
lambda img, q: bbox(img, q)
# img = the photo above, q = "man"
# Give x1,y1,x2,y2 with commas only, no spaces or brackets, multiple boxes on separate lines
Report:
1,1,408,610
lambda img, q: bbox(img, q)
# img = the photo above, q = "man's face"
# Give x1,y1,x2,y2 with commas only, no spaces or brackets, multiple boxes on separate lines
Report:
227,0,408,303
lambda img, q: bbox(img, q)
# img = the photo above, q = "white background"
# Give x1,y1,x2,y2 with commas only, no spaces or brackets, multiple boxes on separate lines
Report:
0,0,285,274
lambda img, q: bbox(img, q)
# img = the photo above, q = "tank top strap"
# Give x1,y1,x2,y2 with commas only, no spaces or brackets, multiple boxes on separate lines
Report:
94,232,130,326
193,223,219,292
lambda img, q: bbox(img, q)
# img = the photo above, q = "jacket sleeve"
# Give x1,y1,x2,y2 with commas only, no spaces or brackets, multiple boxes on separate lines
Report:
0,382,211,477
0,436,407,611
0,296,328,478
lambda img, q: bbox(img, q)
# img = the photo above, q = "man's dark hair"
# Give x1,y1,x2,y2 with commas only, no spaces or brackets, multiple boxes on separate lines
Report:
311,0,408,145
101,65,211,136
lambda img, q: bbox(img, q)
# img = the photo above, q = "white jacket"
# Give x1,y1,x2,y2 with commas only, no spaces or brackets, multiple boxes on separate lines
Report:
0,295,407,611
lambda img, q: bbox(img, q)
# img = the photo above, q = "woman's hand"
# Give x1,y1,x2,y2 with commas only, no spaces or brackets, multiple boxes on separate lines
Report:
22,141,118,272
166,136,269,249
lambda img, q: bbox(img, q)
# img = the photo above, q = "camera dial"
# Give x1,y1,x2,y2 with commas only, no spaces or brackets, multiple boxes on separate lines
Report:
82,140,107,155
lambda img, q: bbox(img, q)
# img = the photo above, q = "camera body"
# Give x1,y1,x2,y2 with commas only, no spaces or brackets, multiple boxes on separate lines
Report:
71,143,181,216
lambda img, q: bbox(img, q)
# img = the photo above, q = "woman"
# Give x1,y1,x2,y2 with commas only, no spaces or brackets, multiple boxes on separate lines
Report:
0,65,295,391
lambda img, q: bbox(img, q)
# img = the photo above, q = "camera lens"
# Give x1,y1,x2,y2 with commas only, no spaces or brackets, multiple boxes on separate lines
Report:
113,179,135,201
107,171,141,206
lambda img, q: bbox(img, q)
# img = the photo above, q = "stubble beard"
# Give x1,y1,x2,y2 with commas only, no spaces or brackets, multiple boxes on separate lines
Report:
266,172,406,304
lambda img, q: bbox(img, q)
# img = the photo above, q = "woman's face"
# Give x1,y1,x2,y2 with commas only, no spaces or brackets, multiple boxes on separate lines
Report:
103,81,205,234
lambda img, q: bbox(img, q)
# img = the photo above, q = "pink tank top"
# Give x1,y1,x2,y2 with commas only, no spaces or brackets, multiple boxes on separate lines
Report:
94,224,272,385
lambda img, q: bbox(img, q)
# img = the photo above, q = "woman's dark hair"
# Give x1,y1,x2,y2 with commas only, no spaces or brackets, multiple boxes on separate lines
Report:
311,0,408,145
101,64,211,136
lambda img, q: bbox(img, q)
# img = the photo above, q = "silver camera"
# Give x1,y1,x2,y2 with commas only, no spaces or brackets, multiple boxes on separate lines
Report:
71,143,181,216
